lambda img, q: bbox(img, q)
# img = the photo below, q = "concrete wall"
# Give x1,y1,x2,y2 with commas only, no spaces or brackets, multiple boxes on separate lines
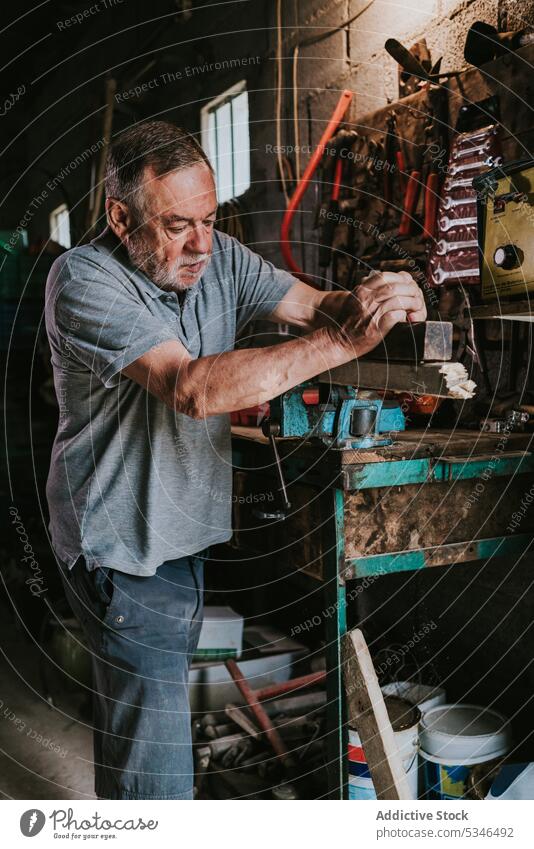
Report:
11,0,534,261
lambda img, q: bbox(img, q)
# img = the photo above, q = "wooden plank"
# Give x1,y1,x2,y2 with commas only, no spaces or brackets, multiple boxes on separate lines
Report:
225,704,261,740
231,426,534,472
346,533,534,577
318,360,469,397
341,452,534,489
342,629,413,800
342,473,534,561
340,432,534,466
469,299,534,319
360,321,452,363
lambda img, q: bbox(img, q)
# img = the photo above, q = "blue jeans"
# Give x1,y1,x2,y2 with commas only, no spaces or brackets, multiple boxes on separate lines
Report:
58,551,207,800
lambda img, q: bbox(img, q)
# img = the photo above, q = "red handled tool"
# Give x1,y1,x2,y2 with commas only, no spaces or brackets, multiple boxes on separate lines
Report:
395,149,407,192
318,155,344,268
398,163,421,237
281,89,353,283
423,170,440,239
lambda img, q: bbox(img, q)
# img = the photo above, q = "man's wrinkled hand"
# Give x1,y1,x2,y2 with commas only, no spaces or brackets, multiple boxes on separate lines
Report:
334,270,427,357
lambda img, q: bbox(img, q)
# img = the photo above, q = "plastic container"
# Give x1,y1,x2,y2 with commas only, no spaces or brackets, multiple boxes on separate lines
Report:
486,763,534,800
348,697,420,800
419,703,512,799
195,606,244,660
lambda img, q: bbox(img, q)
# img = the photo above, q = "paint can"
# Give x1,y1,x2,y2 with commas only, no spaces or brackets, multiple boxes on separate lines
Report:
348,697,420,800
419,703,512,799
381,681,447,797
381,681,446,716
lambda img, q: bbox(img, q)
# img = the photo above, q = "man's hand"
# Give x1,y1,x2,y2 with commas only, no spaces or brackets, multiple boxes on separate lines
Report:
333,270,427,358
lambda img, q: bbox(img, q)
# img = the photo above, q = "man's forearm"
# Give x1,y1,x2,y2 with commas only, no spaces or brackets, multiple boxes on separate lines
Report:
124,271,425,414
176,325,357,418
312,289,352,330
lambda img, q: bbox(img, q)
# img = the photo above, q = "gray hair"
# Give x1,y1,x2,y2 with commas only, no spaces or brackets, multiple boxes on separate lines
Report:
105,120,213,221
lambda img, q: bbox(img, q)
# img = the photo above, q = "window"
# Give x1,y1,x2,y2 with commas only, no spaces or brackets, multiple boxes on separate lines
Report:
49,203,71,248
201,81,250,203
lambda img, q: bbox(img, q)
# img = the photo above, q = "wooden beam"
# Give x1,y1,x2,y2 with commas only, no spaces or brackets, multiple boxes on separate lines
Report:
342,628,414,800
469,300,534,319
225,704,261,740
361,321,453,362
319,360,474,397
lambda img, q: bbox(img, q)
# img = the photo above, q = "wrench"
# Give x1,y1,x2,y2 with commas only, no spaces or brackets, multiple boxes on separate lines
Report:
439,215,477,232
452,140,492,160
433,267,479,285
449,155,502,177
444,175,478,191
457,126,497,145
442,194,477,210
436,238,478,255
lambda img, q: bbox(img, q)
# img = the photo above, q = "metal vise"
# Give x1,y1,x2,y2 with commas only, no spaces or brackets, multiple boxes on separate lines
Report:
269,383,405,451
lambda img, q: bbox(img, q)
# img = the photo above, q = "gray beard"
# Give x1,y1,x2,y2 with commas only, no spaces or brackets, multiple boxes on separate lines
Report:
125,231,210,292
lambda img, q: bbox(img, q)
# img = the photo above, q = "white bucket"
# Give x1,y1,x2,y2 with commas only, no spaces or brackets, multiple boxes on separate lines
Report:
348,697,420,800
381,682,447,797
419,703,512,799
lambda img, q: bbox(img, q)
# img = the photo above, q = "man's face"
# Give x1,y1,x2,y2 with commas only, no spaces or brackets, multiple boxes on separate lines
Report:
124,162,218,292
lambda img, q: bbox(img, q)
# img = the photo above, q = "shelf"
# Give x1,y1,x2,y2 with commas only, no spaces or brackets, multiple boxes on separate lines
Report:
469,299,534,320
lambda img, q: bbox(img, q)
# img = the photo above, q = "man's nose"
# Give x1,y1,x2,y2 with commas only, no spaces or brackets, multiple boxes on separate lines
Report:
185,223,210,254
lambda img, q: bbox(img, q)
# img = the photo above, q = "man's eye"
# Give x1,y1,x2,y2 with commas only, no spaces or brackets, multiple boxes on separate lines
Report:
204,220,215,228
167,226,187,235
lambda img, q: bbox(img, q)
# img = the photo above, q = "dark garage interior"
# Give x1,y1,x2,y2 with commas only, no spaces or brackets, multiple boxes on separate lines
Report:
2,0,534,810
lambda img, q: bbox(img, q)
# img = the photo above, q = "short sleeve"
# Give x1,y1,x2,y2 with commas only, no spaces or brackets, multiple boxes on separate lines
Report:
48,253,177,388
220,232,297,330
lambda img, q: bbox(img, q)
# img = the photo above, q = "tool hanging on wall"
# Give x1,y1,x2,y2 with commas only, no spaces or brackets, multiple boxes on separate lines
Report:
395,39,433,97
385,37,462,87
427,112,502,291
464,21,534,68
216,197,253,244
398,145,422,238
420,98,448,240
318,155,343,269
313,81,452,290
280,89,353,284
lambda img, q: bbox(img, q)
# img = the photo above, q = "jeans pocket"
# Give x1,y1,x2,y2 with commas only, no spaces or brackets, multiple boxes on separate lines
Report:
92,566,115,610
62,559,114,635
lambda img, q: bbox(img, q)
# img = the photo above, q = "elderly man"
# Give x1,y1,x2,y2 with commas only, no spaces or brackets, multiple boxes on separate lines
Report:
45,120,426,800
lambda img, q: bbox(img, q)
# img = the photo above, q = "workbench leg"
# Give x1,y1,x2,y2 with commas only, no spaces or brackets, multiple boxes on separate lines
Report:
324,488,348,799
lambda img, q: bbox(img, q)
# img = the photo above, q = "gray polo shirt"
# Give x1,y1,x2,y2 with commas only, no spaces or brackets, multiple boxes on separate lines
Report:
45,227,296,576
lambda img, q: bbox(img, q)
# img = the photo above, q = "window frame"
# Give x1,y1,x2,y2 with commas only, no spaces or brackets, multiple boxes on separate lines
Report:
49,203,71,249
201,80,250,203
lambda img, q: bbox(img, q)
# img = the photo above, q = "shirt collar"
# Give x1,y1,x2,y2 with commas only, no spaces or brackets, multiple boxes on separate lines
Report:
90,226,167,299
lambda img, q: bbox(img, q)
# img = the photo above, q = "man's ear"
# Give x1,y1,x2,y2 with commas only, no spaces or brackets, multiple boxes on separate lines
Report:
106,197,132,240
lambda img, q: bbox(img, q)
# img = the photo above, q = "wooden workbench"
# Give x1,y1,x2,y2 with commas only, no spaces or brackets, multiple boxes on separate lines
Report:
231,425,534,798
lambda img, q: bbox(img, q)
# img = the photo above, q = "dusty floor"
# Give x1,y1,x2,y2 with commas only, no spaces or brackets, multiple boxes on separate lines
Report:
0,600,95,800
